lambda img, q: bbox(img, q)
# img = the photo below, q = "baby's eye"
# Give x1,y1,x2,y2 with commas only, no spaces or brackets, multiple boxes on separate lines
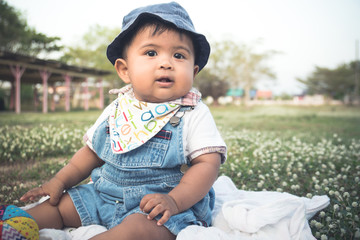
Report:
146,51,157,57
174,53,185,59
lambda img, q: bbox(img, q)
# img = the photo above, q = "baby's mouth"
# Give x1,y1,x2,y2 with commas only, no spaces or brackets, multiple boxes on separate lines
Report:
156,78,173,83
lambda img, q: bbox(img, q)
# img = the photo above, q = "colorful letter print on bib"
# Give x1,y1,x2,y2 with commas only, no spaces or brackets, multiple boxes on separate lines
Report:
109,94,180,154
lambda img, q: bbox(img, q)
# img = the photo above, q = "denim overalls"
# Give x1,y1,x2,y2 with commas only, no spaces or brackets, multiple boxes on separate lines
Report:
68,107,215,235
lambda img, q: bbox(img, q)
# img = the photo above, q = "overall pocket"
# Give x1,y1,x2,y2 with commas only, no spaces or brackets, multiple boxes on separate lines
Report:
93,120,172,168
104,136,170,168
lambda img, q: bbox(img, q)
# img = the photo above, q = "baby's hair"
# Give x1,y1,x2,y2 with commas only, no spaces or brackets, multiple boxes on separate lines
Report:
120,16,200,63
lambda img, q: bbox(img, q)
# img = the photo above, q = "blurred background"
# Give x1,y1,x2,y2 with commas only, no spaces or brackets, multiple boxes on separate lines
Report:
0,0,359,112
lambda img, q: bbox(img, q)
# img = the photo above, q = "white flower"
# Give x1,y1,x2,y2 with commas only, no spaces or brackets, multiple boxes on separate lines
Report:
321,234,328,240
310,220,317,227
315,222,323,229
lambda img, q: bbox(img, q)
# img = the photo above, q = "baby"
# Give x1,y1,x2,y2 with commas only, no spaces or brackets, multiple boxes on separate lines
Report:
21,2,227,239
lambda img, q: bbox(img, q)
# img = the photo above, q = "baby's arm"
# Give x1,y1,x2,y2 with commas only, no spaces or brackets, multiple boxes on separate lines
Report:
140,152,221,225
20,145,103,205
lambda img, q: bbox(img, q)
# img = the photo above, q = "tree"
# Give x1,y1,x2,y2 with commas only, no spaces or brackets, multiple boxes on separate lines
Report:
194,68,229,105
206,39,277,105
60,25,121,85
0,0,62,56
297,61,359,103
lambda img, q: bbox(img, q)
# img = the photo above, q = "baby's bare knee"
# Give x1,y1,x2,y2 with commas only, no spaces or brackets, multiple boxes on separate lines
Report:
103,213,175,240
57,193,81,228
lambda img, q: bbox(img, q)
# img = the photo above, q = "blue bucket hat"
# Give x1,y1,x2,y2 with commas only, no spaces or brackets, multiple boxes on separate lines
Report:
106,1,210,71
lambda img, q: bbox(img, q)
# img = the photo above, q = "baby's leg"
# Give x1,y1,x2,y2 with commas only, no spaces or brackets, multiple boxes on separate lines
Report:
91,213,175,240
26,193,81,229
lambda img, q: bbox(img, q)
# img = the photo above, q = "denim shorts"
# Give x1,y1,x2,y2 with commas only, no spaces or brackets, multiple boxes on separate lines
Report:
68,182,212,235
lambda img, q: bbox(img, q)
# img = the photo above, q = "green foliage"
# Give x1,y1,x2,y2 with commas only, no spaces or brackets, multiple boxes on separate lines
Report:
220,129,360,239
0,0,62,56
0,124,87,163
60,25,121,86
298,61,360,102
207,39,277,103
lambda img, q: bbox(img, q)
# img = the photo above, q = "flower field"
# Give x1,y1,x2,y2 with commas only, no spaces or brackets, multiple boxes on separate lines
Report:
0,105,359,239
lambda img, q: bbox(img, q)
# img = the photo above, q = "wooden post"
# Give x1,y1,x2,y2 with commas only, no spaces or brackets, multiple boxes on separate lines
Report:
9,81,15,110
39,69,51,113
64,74,71,112
10,65,26,114
33,87,39,111
50,85,57,112
98,78,104,109
83,78,89,111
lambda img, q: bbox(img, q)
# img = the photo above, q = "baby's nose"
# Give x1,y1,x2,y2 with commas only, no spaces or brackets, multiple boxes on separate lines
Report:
159,58,173,69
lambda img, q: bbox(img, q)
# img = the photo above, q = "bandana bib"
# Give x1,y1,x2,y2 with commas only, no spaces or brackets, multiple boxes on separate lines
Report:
109,94,180,153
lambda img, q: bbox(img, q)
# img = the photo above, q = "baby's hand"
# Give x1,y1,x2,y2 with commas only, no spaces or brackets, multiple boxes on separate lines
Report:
20,177,65,206
140,193,179,226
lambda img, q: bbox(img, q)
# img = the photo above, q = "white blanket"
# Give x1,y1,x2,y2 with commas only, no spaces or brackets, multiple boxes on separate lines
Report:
24,176,329,240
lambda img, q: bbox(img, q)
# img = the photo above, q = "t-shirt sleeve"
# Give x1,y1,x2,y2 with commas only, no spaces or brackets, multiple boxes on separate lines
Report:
183,102,227,163
83,100,115,151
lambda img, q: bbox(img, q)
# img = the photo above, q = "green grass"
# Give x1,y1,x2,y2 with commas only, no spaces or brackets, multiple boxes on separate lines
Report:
211,105,360,140
0,110,100,126
1,105,359,239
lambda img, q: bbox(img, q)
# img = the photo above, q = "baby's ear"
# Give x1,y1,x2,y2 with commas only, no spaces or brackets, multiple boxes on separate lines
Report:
193,65,200,78
115,58,131,84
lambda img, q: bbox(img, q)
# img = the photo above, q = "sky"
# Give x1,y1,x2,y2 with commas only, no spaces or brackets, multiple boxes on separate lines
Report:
8,0,360,95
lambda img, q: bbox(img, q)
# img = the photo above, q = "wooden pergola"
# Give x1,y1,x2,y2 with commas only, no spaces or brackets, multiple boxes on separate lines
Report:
0,50,113,113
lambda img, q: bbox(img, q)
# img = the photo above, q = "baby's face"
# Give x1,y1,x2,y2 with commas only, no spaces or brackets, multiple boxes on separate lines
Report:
119,27,199,103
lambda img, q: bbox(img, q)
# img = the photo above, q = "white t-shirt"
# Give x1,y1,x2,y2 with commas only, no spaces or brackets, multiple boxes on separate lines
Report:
84,100,227,163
